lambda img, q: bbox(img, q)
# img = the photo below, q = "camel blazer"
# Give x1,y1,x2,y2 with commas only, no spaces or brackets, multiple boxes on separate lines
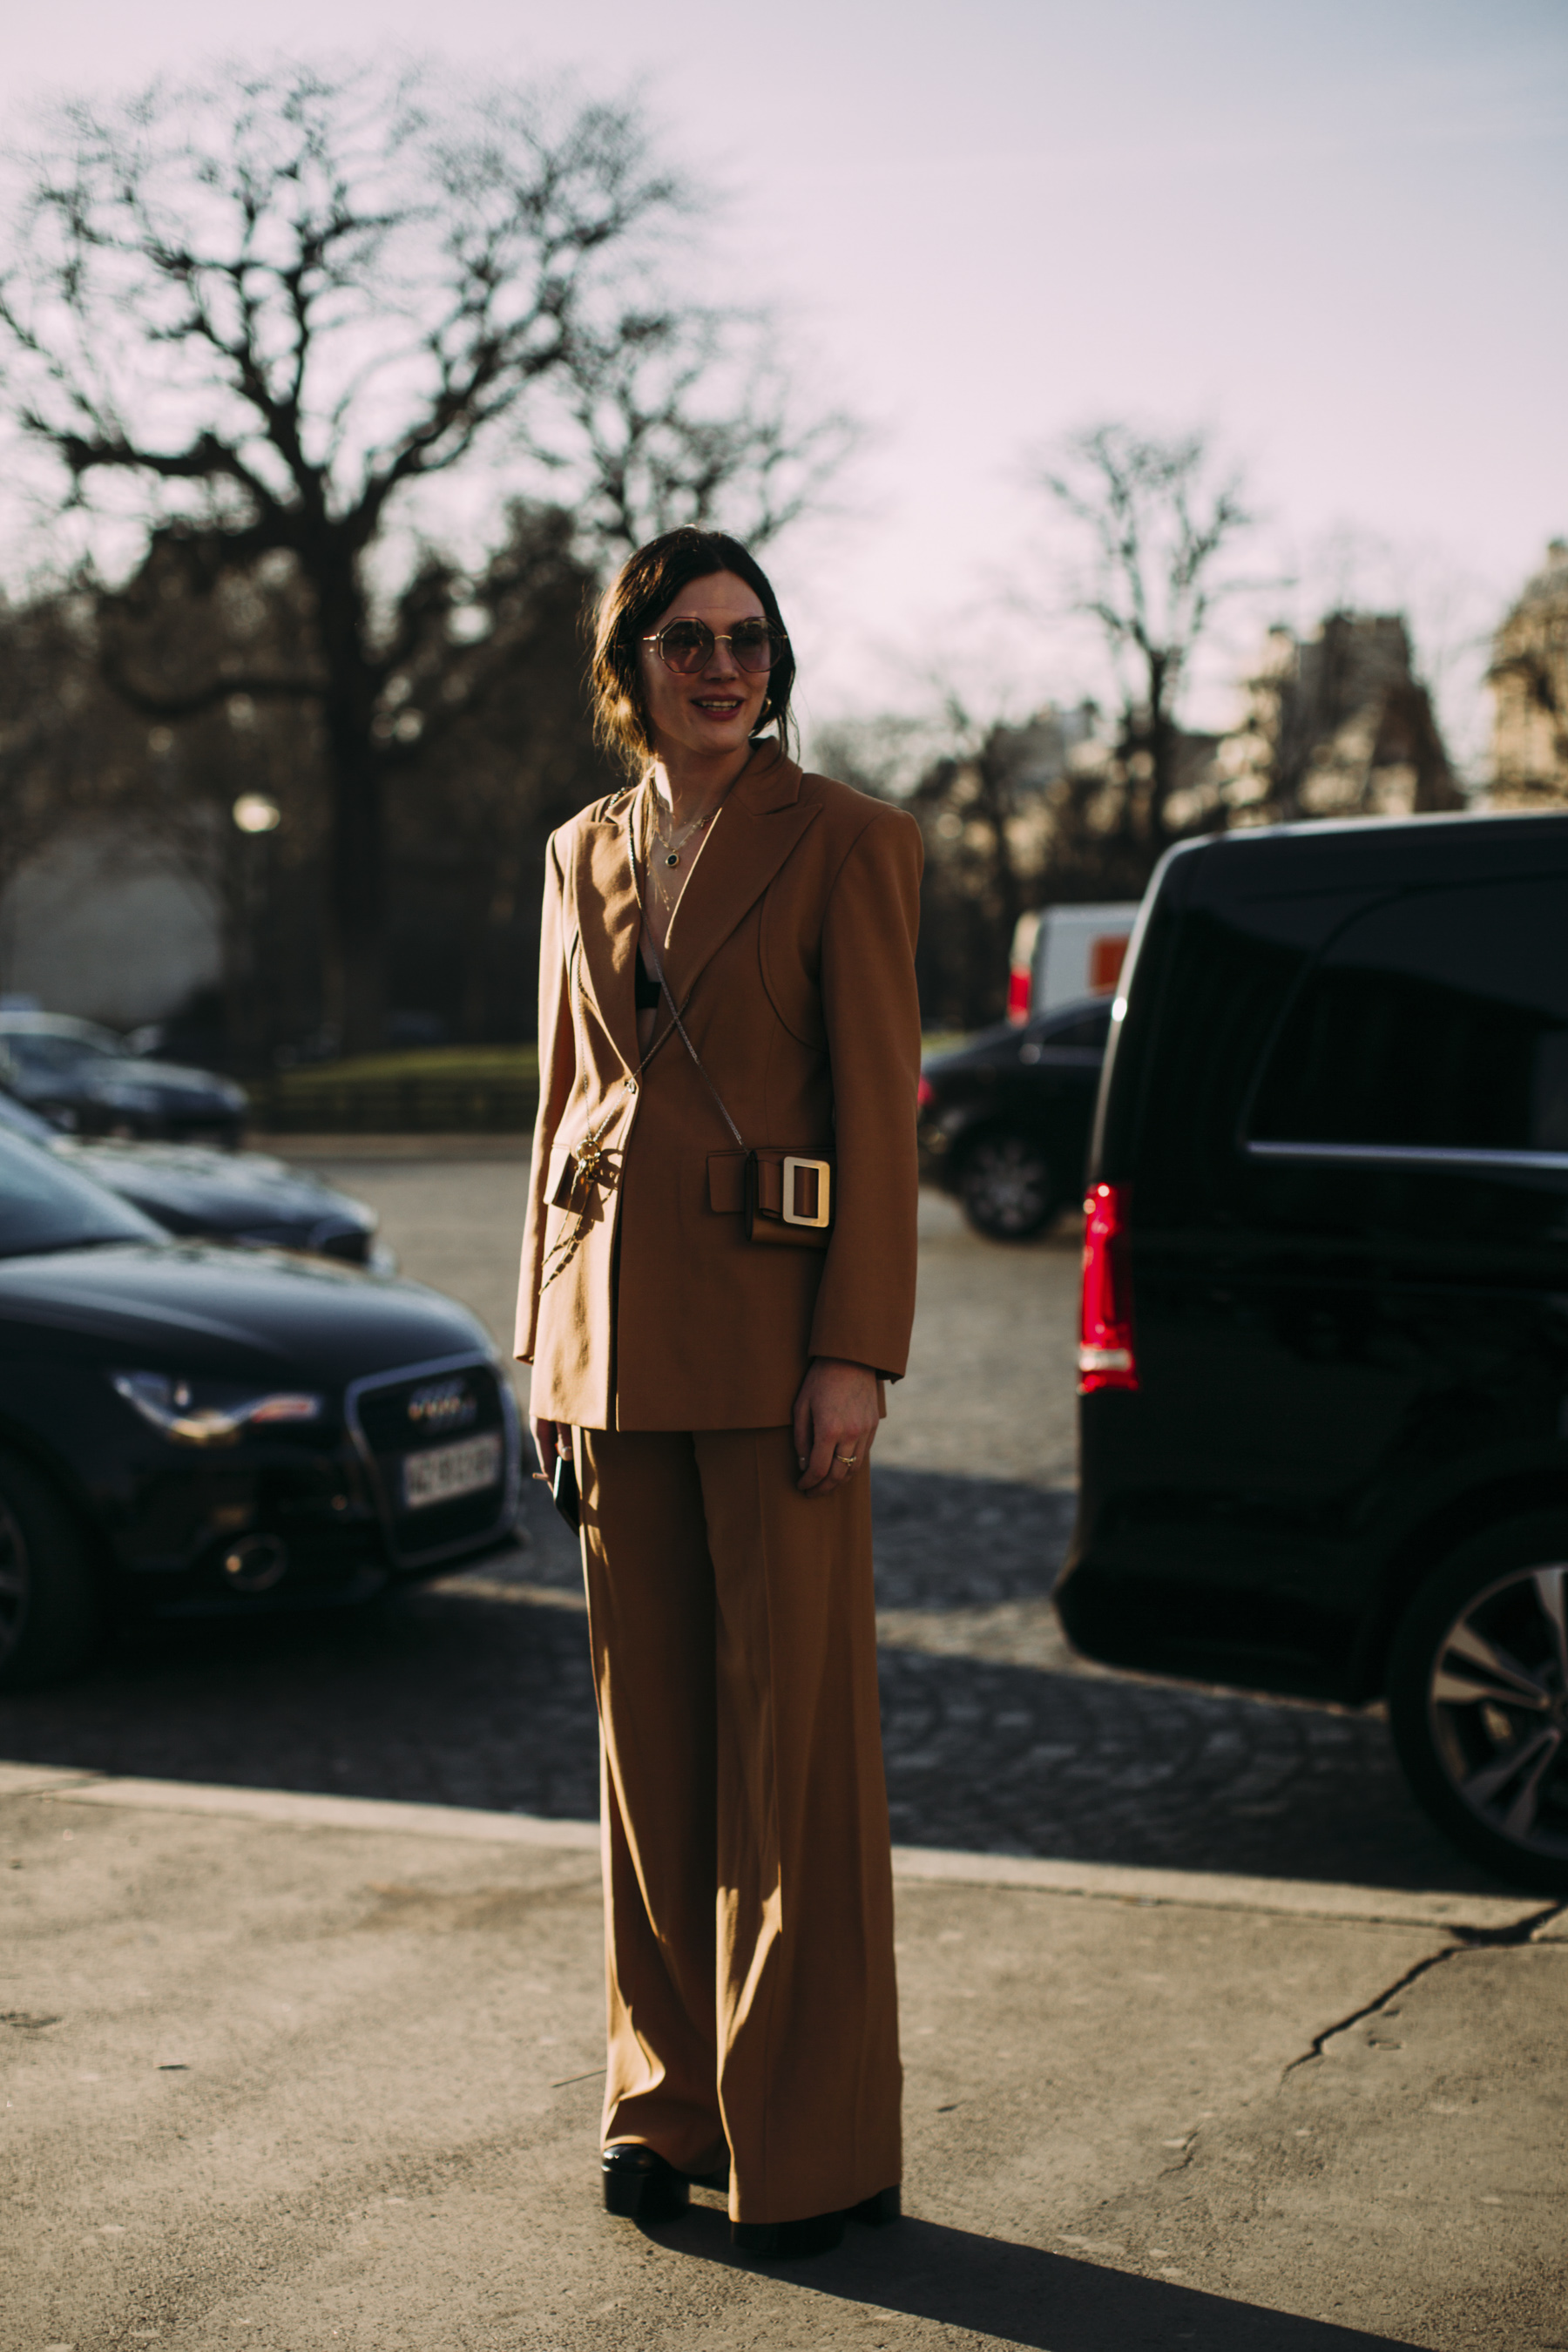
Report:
514,741,923,1430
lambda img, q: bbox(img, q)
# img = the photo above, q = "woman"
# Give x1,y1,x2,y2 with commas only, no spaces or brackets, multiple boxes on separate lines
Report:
515,526,923,2260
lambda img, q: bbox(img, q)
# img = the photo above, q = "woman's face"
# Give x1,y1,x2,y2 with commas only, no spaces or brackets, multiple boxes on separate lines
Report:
638,570,771,767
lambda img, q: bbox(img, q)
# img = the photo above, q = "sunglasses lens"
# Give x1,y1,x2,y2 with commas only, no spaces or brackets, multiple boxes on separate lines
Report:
654,619,784,674
659,621,713,673
731,622,781,672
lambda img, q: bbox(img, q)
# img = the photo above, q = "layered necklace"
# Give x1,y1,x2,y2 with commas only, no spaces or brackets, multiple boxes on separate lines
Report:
642,785,721,940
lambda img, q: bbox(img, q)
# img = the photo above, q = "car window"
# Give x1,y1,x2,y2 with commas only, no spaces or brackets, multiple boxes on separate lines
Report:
0,1130,162,1257
1032,1004,1112,1051
0,1031,115,1075
1247,877,1568,1154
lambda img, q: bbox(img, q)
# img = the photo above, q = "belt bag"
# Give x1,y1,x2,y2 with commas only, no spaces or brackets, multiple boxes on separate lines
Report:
747,1148,835,1251
706,1148,835,1250
644,938,835,1252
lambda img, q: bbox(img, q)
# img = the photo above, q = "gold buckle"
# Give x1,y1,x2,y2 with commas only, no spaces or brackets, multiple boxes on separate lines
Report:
781,1156,831,1228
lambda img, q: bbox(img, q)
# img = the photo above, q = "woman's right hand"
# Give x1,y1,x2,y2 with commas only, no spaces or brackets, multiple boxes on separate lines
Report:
532,1416,570,1475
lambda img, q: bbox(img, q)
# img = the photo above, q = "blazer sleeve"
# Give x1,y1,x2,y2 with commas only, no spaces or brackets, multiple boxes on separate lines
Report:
808,803,924,1378
515,835,578,1365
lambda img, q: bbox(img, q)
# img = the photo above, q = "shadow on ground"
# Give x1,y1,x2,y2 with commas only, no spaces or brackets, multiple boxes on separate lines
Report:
0,1467,1498,1896
658,2207,1429,2350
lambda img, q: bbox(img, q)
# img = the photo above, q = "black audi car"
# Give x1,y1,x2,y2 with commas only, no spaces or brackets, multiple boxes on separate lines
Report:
0,1125,521,1688
1057,808,1568,1891
0,1087,386,1266
918,997,1111,1239
0,1011,248,1146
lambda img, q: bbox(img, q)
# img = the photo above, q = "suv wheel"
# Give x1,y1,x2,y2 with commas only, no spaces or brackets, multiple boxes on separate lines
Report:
0,1449,101,1691
1388,1515,1568,1893
957,1131,1058,1241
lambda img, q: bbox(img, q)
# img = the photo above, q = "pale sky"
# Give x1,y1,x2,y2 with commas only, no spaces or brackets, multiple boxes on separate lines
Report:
6,0,1566,774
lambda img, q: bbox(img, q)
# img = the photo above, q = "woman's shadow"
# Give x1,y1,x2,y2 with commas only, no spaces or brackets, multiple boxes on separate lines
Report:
660,2204,1429,2350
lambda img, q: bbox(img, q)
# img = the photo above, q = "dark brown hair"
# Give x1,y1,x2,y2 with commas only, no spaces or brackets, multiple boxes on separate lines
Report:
589,528,796,776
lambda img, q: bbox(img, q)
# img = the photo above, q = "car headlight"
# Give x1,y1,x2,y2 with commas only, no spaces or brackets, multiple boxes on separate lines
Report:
111,1371,325,1447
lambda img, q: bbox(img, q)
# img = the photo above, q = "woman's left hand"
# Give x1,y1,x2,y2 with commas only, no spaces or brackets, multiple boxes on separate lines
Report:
792,1357,879,1497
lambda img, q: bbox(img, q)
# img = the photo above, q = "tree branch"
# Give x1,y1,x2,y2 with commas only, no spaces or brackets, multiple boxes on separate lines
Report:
98,657,325,722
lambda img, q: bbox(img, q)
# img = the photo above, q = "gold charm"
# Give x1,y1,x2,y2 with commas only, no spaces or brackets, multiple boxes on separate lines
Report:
539,1120,618,1295
572,1131,612,1191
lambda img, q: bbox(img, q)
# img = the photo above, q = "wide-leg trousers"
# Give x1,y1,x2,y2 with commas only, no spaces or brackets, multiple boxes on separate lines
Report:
574,1423,902,2227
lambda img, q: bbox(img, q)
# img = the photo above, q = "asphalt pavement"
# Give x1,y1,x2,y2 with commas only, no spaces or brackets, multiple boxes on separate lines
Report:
3,1762,1565,2352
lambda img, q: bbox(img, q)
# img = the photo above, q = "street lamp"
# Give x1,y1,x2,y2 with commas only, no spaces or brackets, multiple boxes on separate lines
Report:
230,796,282,1068
233,794,282,835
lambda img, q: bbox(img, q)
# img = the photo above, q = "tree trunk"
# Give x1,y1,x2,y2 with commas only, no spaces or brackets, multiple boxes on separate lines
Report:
974,746,1021,1010
314,554,386,1056
1146,651,1178,848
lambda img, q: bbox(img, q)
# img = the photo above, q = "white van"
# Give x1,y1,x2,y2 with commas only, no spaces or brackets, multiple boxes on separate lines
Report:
1007,903,1140,1023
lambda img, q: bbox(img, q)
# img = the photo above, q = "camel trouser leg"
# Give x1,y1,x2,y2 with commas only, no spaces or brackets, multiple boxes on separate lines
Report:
578,1428,727,2179
578,1423,902,2226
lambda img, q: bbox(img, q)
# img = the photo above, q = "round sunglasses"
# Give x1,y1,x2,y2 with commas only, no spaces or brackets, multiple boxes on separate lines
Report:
641,618,788,677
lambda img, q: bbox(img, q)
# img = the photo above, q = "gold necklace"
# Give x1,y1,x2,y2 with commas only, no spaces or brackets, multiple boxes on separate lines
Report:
643,787,719,929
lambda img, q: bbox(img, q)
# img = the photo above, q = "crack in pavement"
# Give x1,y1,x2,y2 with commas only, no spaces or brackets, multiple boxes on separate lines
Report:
1282,1901,1567,2076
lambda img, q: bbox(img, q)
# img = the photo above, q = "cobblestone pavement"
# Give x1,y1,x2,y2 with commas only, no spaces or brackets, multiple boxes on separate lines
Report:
0,1153,1497,1895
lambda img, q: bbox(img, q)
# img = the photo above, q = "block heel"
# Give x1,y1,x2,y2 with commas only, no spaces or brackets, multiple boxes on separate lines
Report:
731,2208,846,2260
601,2145,689,2222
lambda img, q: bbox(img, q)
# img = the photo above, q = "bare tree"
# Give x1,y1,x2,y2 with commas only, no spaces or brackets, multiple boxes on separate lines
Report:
821,696,1035,1032
0,64,849,1048
542,308,860,558
1035,424,1257,849
0,588,113,980
87,536,335,1062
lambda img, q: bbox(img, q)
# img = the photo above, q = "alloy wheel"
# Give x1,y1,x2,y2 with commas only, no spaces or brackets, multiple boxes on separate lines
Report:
1427,1562,1568,1864
959,1134,1055,1240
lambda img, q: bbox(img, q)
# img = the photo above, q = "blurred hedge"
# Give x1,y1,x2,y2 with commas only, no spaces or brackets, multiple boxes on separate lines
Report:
251,1046,540,1133
250,1034,971,1134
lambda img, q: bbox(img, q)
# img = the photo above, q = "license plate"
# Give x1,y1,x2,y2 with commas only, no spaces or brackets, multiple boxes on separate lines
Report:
402,1431,504,1511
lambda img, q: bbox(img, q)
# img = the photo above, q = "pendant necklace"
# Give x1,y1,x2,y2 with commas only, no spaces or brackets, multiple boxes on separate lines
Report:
644,787,719,931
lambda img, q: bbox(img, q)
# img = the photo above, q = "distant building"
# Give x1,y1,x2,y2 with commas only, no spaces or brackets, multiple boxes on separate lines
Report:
1206,612,1463,828
1487,540,1568,806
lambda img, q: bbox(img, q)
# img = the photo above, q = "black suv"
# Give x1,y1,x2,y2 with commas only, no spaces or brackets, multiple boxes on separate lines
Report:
1056,810,1568,1890
919,998,1111,1239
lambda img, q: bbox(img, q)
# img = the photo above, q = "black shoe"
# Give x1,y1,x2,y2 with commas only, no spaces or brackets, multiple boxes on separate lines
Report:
731,2209,847,2261
848,2185,901,2227
602,2145,689,2223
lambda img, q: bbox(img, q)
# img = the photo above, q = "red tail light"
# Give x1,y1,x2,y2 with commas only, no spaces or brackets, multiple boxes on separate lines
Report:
1078,1182,1138,1392
916,1074,934,1113
1006,966,1032,1024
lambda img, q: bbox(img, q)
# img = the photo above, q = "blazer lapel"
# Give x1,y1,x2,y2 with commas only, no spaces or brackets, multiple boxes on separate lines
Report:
662,744,820,1005
568,793,642,1078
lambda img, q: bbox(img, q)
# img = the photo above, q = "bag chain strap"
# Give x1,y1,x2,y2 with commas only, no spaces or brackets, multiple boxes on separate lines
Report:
638,927,747,1152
